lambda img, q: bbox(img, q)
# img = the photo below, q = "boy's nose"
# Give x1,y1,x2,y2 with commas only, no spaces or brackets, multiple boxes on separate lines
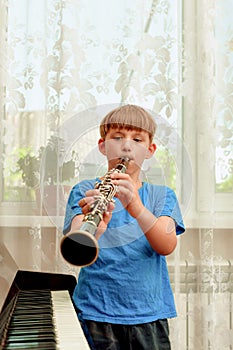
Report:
121,138,133,152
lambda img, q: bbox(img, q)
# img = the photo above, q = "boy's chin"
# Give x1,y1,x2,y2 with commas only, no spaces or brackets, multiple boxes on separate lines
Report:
126,160,142,171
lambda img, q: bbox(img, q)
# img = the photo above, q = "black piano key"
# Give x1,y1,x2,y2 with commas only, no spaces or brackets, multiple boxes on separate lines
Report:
8,327,55,336
6,333,56,342
8,322,54,330
4,341,57,349
12,310,53,317
8,320,53,330
9,320,55,329
11,313,53,320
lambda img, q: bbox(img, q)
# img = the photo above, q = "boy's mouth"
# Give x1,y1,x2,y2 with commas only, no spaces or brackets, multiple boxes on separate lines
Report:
119,154,133,160
119,156,131,161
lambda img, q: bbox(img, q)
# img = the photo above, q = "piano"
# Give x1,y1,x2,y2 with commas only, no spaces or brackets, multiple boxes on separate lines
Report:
0,243,90,349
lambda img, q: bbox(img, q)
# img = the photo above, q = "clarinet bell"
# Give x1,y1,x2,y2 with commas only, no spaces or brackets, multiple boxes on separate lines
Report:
60,230,99,267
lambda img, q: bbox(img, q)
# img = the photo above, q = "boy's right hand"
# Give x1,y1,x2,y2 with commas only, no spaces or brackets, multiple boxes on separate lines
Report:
78,189,115,239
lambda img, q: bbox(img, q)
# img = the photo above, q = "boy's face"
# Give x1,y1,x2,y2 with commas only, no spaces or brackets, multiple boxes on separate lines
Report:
98,127,156,172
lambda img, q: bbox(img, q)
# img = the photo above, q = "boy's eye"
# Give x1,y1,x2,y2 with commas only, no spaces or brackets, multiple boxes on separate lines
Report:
113,136,142,142
133,138,142,143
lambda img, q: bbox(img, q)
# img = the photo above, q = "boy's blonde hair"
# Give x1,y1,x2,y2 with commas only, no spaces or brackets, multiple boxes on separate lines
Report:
100,104,156,143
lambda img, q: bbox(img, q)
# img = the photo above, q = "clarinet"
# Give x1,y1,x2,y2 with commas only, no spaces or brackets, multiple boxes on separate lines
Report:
60,157,129,267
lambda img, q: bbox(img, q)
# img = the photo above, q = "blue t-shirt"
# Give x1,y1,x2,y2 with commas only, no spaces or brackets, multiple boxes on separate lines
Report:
63,180,185,324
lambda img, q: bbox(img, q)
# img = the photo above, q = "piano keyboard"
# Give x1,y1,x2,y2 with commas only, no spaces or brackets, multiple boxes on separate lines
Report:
52,290,90,349
0,289,90,349
0,269,90,350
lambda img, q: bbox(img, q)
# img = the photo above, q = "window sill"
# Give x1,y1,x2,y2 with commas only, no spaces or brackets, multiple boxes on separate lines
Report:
185,211,233,229
0,213,232,230
0,215,64,228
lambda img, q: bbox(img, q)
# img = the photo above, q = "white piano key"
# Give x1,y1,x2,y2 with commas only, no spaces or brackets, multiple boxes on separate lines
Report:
51,290,90,349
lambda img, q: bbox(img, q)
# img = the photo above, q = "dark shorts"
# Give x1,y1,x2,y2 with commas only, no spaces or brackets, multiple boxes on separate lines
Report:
79,316,171,350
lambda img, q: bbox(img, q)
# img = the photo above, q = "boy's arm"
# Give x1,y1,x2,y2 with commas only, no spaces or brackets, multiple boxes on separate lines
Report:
123,187,177,255
126,192,177,256
136,210,177,255
110,172,177,255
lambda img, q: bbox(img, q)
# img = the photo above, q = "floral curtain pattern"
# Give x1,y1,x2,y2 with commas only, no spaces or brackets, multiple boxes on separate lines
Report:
0,0,232,348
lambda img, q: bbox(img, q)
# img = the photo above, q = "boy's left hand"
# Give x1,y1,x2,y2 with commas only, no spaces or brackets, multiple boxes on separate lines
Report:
110,173,144,218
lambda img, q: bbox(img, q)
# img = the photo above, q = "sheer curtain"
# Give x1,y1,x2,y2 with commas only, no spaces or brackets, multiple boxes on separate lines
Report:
0,0,232,348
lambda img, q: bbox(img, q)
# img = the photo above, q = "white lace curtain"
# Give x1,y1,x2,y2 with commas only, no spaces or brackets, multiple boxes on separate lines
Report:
0,0,232,349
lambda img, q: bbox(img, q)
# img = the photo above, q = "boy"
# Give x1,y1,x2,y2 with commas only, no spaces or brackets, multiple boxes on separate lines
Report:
63,104,185,350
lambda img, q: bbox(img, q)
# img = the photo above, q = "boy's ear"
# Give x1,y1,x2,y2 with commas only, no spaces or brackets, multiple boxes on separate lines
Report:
98,138,106,155
146,143,156,159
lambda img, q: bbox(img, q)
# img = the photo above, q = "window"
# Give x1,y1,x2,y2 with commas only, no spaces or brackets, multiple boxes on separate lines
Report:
0,0,232,227
182,0,233,228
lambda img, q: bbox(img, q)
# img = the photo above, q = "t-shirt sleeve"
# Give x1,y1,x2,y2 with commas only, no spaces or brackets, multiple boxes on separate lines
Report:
152,186,185,235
